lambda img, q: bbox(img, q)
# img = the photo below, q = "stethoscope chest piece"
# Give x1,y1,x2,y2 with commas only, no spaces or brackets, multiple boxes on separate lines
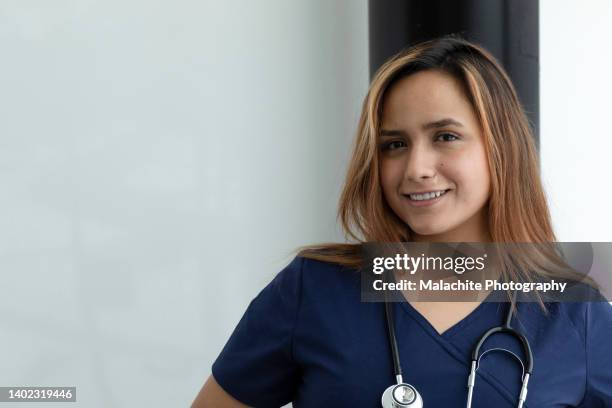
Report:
381,383,423,408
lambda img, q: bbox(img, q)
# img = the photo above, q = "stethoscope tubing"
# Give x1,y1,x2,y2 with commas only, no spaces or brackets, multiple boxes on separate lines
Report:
382,272,534,407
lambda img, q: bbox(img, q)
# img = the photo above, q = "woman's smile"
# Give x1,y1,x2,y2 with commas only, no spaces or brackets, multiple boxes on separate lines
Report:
404,188,452,208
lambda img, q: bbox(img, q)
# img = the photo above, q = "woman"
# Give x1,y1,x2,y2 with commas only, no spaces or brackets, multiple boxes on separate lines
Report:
193,36,612,407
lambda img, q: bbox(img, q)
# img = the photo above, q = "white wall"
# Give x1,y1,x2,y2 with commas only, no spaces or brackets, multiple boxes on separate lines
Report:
540,0,612,241
0,1,368,407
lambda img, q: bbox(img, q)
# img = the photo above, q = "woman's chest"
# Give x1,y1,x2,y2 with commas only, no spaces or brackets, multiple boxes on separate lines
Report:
292,302,586,407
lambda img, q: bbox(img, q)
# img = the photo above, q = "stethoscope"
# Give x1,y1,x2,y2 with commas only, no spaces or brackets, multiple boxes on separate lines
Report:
381,279,533,408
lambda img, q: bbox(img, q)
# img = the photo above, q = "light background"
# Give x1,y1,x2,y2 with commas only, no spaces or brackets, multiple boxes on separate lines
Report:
0,1,608,407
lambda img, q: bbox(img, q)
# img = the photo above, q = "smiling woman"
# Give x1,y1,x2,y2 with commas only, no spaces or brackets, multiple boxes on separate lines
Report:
193,36,612,408
378,69,491,242
294,35,574,292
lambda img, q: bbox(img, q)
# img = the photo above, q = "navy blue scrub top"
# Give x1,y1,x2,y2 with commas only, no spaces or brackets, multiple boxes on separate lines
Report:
212,256,612,407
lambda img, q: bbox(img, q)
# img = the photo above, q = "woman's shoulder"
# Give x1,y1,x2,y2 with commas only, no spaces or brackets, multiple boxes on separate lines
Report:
552,295,612,405
537,290,612,345
250,255,362,317
300,254,360,276
552,283,611,324
275,254,359,282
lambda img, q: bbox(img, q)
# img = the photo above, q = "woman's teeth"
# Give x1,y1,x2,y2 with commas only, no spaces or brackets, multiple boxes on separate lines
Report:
408,189,448,201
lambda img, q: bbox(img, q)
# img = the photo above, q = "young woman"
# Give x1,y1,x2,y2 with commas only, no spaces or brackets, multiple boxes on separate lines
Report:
193,36,612,407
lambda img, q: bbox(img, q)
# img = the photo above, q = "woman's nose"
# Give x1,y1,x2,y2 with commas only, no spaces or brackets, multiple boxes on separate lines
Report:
403,143,438,182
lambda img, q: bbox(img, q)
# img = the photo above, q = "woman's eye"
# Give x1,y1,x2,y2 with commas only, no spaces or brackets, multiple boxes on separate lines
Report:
383,140,406,150
381,134,458,151
436,133,459,142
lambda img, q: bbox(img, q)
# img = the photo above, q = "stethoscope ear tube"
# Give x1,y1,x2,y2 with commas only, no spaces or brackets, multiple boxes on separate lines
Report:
466,291,533,408
471,291,534,374
471,326,534,373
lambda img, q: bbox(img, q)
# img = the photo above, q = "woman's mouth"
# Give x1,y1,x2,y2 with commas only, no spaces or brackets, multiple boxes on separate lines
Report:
404,189,451,208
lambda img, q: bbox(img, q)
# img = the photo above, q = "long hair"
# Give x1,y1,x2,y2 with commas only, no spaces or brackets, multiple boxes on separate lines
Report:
293,35,596,305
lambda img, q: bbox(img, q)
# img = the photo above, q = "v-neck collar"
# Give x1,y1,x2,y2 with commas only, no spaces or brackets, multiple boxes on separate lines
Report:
397,290,501,339
392,297,530,407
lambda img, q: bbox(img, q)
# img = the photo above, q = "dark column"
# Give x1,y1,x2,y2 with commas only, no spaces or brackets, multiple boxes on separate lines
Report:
369,0,539,148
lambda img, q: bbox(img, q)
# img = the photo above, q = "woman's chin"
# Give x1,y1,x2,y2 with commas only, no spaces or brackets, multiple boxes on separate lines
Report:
409,224,449,238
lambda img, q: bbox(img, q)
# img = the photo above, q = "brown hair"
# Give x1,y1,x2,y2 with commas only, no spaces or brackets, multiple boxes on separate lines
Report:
293,35,596,305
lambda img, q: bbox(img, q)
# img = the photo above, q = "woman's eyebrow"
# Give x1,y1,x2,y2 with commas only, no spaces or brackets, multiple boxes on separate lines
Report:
380,118,464,136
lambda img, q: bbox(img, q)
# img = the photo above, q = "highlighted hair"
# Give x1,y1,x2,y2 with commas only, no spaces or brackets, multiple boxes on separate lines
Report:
293,35,597,304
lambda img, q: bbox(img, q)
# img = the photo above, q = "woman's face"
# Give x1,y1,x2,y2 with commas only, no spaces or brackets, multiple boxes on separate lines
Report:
379,69,491,242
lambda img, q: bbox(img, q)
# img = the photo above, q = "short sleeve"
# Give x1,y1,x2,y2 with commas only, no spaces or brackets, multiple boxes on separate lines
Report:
211,256,303,407
580,301,612,407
